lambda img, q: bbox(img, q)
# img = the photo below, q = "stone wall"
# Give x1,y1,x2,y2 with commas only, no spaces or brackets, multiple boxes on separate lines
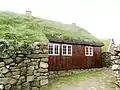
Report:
102,52,112,67
112,47,120,87
0,42,48,90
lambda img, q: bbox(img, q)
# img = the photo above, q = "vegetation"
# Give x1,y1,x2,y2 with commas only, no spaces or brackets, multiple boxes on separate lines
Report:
40,70,102,90
0,11,102,45
101,39,110,52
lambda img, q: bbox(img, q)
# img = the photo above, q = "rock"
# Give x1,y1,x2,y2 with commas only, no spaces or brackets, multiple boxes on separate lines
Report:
11,85,21,90
114,59,120,65
30,81,40,87
0,85,4,90
24,59,30,63
0,74,4,78
5,72,12,77
12,75,20,80
22,82,30,90
31,87,39,90
38,68,48,73
27,76,34,82
21,67,27,75
12,71,20,75
10,79,17,84
0,62,4,68
40,62,48,69
0,78,10,84
18,62,27,68
19,76,25,83
27,66,34,75
3,58,13,64
5,84,11,90
15,57,23,63
40,79,48,86
1,67,9,74
112,64,120,70
41,58,48,63
27,54,48,59
32,50,42,54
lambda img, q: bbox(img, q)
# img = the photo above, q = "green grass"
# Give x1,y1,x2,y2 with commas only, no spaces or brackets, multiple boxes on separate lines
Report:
101,39,110,52
0,11,102,44
40,70,103,90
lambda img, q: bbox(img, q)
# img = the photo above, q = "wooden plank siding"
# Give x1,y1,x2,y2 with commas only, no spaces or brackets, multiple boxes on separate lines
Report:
48,44,102,71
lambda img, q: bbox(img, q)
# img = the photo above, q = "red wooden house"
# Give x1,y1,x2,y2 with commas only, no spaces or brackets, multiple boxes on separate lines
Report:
43,23,104,71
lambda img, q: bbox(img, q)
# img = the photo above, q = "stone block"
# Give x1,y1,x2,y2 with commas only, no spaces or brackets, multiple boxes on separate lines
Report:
3,58,13,64
31,87,40,90
41,58,48,63
40,62,48,69
15,57,23,63
5,72,12,77
12,75,20,80
40,79,48,86
112,64,120,70
0,78,10,84
22,82,31,90
12,71,20,75
0,62,4,68
19,76,25,83
27,54,48,59
27,76,34,82
5,84,11,90
10,79,17,84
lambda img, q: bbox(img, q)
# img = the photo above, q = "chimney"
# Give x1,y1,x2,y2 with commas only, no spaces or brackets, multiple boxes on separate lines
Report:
25,10,32,15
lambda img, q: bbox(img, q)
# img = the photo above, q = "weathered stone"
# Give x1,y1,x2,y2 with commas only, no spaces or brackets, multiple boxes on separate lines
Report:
40,76,48,80
40,79,48,86
0,62,4,68
38,68,48,73
43,49,48,54
0,74,4,78
11,85,22,90
19,76,25,83
24,59,30,63
21,67,27,75
41,58,48,62
32,50,42,54
10,63,16,67
112,64,120,70
31,87,39,90
40,62,48,68
12,75,20,80
27,76,34,82
18,62,27,68
15,57,23,63
114,59,120,65
111,56,119,60
0,78,10,84
3,58,13,64
35,65,39,69
6,65,10,69
34,70,40,76
1,67,9,74
5,72,12,77
5,84,11,90
10,79,17,84
27,66,34,75
0,85,4,90
40,73,48,76
27,54,48,59
30,81,40,87
12,71,20,75
22,82,30,90
0,54,9,59
17,54,24,57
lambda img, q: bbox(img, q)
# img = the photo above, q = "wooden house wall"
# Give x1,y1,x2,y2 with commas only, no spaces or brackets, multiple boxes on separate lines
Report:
48,44,102,71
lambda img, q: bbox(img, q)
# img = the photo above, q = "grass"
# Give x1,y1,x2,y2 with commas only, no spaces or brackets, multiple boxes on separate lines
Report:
40,70,103,90
0,11,102,44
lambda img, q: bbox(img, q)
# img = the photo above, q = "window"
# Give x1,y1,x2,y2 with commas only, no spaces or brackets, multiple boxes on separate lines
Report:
62,44,72,56
85,46,93,56
49,44,59,55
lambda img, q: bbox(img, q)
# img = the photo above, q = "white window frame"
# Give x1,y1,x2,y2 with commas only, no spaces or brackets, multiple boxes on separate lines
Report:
62,44,72,56
85,46,93,56
48,43,60,55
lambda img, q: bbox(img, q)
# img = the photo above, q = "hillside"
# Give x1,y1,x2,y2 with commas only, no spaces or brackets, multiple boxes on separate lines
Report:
0,12,102,45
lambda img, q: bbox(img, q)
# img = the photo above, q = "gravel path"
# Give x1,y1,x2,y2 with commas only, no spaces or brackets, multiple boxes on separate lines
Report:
57,69,119,90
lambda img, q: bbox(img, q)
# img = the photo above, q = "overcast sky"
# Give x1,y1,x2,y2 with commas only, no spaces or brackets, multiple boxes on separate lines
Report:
0,0,120,44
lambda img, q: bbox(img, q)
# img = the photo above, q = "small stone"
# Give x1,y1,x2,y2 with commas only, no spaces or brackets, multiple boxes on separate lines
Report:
12,75,20,80
27,66,34,75
0,85,4,90
22,82,30,90
5,84,11,90
1,67,9,74
0,62,5,68
31,87,39,90
3,58,13,64
10,79,17,84
15,57,23,63
20,67,27,76
40,79,48,86
6,65,10,69
19,76,25,83
27,76,34,82
12,71,20,75
30,81,40,87
0,78,10,84
38,68,48,73
41,58,48,62
112,64,120,70
40,62,48,69
5,72,12,77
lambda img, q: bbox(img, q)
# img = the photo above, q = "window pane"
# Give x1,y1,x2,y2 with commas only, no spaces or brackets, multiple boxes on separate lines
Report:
89,48,93,55
86,47,89,55
68,46,72,55
54,45,59,54
63,45,67,54
49,45,53,54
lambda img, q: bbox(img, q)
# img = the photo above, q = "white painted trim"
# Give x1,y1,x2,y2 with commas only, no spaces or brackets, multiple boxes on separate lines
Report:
48,43,60,56
85,46,93,56
62,44,72,56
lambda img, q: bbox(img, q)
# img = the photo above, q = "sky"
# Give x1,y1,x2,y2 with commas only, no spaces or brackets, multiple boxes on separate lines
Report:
0,0,120,44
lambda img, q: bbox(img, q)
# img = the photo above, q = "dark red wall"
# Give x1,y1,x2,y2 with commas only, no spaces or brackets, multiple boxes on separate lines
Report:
48,44,102,71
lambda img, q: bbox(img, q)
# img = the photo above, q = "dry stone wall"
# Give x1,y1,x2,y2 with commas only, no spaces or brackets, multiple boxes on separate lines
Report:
0,42,48,90
112,47,120,88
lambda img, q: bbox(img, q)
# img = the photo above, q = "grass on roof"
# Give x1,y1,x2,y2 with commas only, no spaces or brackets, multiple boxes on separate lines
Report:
0,11,102,44
101,39,110,52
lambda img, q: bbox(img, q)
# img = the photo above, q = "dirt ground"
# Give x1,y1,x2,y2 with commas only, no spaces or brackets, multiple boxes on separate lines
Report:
57,69,119,90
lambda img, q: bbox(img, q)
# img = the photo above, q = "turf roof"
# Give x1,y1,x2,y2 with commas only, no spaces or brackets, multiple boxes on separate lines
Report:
0,11,103,46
